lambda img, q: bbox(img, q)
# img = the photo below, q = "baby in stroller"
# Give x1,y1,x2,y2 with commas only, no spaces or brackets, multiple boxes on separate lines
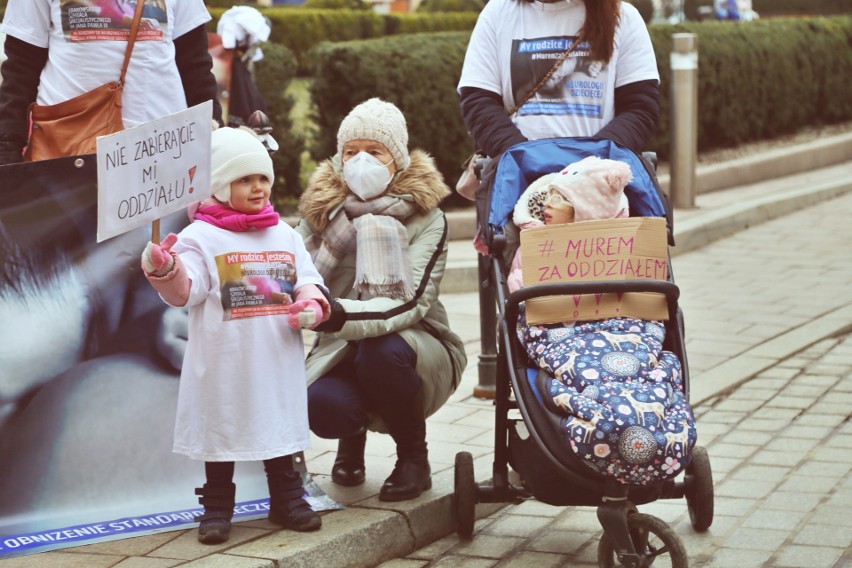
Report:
506,155,697,486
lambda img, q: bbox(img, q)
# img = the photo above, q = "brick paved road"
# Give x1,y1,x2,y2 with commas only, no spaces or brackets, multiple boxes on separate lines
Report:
378,332,852,568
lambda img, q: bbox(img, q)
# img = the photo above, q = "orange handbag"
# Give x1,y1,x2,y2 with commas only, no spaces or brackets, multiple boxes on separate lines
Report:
24,0,145,161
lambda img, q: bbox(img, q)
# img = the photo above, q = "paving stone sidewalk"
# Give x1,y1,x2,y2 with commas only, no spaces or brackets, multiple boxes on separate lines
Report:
380,332,852,568
380,191,852,568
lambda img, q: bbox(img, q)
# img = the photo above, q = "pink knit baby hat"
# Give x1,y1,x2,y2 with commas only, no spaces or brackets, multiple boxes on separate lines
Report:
548,156,633,222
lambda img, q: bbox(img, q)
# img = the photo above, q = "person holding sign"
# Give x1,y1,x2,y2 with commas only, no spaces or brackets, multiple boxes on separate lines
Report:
0,0,222,164
140,127,328,544
507,156,696,486
296,99,467,502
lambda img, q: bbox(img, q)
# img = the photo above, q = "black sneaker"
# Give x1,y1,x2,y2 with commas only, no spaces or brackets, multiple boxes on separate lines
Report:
197,512,232,544
269,497,322,532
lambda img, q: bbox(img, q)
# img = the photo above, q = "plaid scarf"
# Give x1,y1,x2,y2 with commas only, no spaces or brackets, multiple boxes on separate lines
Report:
307,194,417,301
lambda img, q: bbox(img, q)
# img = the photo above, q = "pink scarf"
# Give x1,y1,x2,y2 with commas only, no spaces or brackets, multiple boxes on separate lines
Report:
194,201,280,232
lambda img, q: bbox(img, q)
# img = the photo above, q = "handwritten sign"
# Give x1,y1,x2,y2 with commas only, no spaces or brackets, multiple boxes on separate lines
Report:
96,101,212,242
520,217,669,324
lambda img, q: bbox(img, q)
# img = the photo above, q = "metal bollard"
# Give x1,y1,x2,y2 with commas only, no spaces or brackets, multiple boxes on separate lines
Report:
670,33,698,209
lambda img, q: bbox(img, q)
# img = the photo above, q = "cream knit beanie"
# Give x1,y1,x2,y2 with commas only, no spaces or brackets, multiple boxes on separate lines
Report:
336,98,410,170
210,127,274,203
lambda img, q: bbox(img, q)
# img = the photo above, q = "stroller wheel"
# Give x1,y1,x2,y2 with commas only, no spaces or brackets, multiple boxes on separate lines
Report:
685,446,714,532
597,512,688,568
454,451,476,540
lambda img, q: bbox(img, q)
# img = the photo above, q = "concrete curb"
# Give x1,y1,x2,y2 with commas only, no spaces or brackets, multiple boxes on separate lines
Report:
690,302,852,406
658,131,852,195
197,470,505,568
672,175,852,256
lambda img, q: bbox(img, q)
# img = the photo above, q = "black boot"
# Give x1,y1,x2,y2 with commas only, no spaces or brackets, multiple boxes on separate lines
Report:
378,391,431,502
195,482,235,544
266,456,322,532
332,429,367,486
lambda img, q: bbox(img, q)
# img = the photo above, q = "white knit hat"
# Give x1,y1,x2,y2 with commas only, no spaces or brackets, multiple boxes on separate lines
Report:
210,127,274,203
336,98,410,170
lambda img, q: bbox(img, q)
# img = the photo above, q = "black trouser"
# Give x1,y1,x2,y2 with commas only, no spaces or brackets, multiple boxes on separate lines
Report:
307,333,422,439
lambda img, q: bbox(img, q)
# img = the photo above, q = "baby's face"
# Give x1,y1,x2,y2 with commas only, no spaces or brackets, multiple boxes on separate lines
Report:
543,188,575,225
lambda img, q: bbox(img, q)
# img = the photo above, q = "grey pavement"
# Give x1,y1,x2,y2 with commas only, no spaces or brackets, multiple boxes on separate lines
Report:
3,135,852,567
381,332,852,568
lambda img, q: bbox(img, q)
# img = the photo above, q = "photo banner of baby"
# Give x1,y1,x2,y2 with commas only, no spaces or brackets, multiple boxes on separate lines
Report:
520,217,669,324
96,100,212,243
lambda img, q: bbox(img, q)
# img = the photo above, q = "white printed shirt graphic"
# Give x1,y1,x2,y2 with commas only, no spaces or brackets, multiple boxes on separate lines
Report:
166,219,325,461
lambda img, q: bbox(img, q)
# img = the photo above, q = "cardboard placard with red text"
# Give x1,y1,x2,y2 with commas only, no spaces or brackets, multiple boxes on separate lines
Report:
520,217,669,324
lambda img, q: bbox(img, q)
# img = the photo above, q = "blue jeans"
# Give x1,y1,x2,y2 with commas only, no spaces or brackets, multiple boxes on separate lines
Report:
308,333,421,439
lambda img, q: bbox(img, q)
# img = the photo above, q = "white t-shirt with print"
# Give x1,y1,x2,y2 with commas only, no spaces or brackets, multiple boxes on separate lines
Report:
168,220,325,462
1,0,210,127
458,0,659,141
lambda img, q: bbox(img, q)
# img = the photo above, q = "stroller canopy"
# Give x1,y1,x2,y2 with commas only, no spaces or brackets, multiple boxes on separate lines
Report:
484,138,668,237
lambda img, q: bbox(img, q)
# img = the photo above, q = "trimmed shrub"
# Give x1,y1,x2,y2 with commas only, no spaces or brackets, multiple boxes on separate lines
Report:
383,12,480,35
416,0,484,12
648,17,852,156
208,8,385,74
307,17,852,189
309,32,472,186
752,0,852,16
304,0,371,8
252,42,304,204
626,0,655,23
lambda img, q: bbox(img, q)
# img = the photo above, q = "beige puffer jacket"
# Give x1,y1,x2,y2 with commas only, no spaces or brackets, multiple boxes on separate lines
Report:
296,149,467,431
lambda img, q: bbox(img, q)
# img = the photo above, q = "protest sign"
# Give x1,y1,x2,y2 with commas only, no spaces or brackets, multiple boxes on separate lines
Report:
96,100,212,243
520,217,669,324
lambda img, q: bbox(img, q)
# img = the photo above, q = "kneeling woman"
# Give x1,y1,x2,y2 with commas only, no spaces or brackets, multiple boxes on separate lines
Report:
296,99,467,501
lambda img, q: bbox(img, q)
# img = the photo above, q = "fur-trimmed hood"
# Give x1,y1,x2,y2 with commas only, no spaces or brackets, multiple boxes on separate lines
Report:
299,149,450,231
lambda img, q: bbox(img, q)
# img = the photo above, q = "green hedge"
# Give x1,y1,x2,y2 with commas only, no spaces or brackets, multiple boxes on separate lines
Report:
207,8,478,74
383,12,480,35
251,41,303,206
752,0,852,16
309,32,472,184
307,17,852,193
626,0,655,23
648,17,852,154
684,0,852,19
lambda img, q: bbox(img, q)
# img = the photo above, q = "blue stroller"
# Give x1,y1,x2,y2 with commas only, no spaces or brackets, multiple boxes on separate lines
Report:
452,138,714,568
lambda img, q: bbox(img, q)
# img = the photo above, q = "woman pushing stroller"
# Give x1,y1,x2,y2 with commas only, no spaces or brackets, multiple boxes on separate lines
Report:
508,155,696,485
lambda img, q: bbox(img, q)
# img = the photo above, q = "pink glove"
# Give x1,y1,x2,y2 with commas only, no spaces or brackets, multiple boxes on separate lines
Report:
141,233,178,276
288,299,323,330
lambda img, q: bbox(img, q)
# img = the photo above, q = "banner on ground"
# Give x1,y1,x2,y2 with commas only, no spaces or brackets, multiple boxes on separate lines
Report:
0,157,340,560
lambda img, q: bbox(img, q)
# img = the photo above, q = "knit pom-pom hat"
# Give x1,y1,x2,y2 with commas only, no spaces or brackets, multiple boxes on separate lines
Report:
513,156,632,227
210,127,274,203
549,156,632,222
336,98,410,170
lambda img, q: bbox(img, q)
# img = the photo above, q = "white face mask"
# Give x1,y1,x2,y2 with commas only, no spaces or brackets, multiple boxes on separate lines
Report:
343,152,393,200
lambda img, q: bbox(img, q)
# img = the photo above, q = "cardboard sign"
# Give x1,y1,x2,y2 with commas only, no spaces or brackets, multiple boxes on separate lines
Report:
96,101,213,242
520,217,669,324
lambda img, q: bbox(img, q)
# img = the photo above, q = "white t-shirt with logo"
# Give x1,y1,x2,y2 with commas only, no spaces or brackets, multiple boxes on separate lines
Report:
458,0,659,141
1,0,210,127
168,220,325,462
